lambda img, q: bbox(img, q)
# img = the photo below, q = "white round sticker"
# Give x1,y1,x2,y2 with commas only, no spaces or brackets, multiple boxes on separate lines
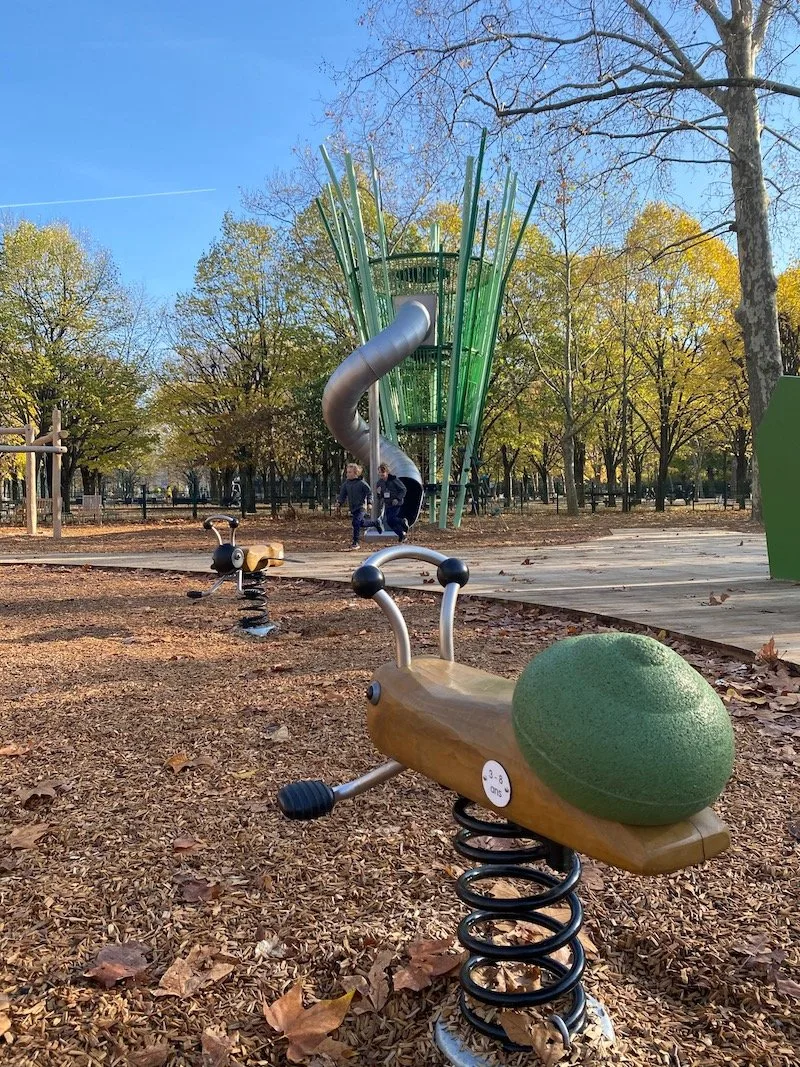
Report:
481,760,511,807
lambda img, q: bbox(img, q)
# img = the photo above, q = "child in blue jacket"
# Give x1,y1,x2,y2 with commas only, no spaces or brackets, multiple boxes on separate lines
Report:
337,463,383,549
376,462,408,542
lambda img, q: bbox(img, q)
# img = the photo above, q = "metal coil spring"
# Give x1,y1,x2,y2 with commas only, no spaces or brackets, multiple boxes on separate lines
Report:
452,797,587,1051
238,572,277,636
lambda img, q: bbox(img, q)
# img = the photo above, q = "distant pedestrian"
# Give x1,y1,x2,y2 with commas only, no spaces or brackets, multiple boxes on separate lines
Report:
376,462,408,542
337,463,383,549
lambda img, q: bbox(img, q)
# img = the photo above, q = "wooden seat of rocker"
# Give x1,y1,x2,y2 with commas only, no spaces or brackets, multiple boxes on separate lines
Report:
367,657,730,876
242,542,284,573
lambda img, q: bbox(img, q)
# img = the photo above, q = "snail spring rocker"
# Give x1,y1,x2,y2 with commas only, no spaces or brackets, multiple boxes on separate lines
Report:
187,515,285,637
278,546,735,1063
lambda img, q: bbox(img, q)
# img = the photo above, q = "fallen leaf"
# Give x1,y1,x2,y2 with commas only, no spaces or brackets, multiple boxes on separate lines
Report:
580,860,606,892
0,743,31,757
0,1013,10,1039
172,836,206,854
270,664,293,673
499,1010,535,1046
232,769,258,779
165,753,214,774
343,949,393,1014
709,592,730,606
85,942,150,988
392,937,466,992
263,981,354,1064
154,945,236,998
255,936,287,960
201,1027,232,1066
18,780,63,809
521,557,533,565
127,1045,171,1066
757,637,782,665
175,876,220,903
530,1020,570,1065
264,725,290,743
775,975,800,999
5,823,50,849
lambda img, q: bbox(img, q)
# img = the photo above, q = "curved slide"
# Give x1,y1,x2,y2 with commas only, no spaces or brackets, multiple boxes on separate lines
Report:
322,299,431,528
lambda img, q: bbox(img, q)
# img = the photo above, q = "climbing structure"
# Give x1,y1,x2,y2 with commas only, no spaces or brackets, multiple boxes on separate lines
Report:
318,134,537,528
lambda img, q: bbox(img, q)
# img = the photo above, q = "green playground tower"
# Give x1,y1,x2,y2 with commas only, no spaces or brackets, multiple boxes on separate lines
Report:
318,134,537,528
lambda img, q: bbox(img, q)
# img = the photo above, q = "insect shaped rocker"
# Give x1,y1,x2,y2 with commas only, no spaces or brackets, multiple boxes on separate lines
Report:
278,545,734,1062
187,514,285,637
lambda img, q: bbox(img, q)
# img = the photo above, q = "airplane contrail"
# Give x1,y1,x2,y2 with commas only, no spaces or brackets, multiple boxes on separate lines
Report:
0,188,216,209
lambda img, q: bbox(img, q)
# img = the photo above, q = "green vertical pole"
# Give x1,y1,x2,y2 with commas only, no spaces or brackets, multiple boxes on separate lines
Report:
439,159,473,527
453,184,540,526
454,173,515,526
428,432,438,523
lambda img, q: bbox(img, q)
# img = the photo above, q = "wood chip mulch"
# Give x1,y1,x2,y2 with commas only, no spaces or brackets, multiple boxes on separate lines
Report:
0,505,753,558
0,564,797,1066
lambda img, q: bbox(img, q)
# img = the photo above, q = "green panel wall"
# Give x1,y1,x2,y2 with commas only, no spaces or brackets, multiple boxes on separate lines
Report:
756,375,800,580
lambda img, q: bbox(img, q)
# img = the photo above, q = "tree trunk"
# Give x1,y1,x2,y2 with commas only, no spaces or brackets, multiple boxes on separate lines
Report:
242,463,257,515
733,426,749,508
573,438,586,508
500,443,518,504
726,54,783,520
602,446,618,506
561,431,579,516
633,454,644,502
268,458,278,518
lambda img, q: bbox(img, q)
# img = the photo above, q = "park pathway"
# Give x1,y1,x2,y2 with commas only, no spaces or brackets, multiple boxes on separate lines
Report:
3,526,799,664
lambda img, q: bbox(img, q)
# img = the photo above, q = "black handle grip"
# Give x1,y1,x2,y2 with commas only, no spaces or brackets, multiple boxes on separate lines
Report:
277,780,336,820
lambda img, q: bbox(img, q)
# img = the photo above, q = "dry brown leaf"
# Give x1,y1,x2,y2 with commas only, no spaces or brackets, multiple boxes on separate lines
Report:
263,980,354,1063
307,1036,353,1062
708,592,730,605
201,1026,232,1066
392,937,466,992
580,860,606,892
0,1013,11,1039
172,835,206,854
342,949,393,1013
17,780,63,809
164,752,213,774
530,1020,570,1065
176,876,220,902
85,942,150,988
154,945,235,998
757,637,782,664
5,822,50,849
774,975,800,999
499,1010,535,1047
127,1045,171,1066
264,724,290,743
255,935,287,960
0,743,31,757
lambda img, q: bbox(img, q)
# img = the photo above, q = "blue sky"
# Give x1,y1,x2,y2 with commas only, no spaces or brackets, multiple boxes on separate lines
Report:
1,0,362,301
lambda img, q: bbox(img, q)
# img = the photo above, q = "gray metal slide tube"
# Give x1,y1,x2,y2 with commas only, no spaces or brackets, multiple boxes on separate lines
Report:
322,300,431,526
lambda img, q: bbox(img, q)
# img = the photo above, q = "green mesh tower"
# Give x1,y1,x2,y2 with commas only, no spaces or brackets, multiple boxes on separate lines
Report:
318,134,538,528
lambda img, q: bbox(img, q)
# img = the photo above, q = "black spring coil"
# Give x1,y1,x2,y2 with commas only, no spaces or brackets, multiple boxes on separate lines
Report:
452,797,587,1051
238,572,273,633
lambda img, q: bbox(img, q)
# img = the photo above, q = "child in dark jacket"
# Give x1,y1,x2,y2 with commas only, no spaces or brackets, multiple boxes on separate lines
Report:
337,463,383,549
376,462,408,541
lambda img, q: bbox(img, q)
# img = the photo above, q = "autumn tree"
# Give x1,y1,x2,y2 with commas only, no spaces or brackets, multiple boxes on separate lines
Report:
624,204,743,509
0,220,157,506
161,213,331,514
341,0,800,517
777,264,800,375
